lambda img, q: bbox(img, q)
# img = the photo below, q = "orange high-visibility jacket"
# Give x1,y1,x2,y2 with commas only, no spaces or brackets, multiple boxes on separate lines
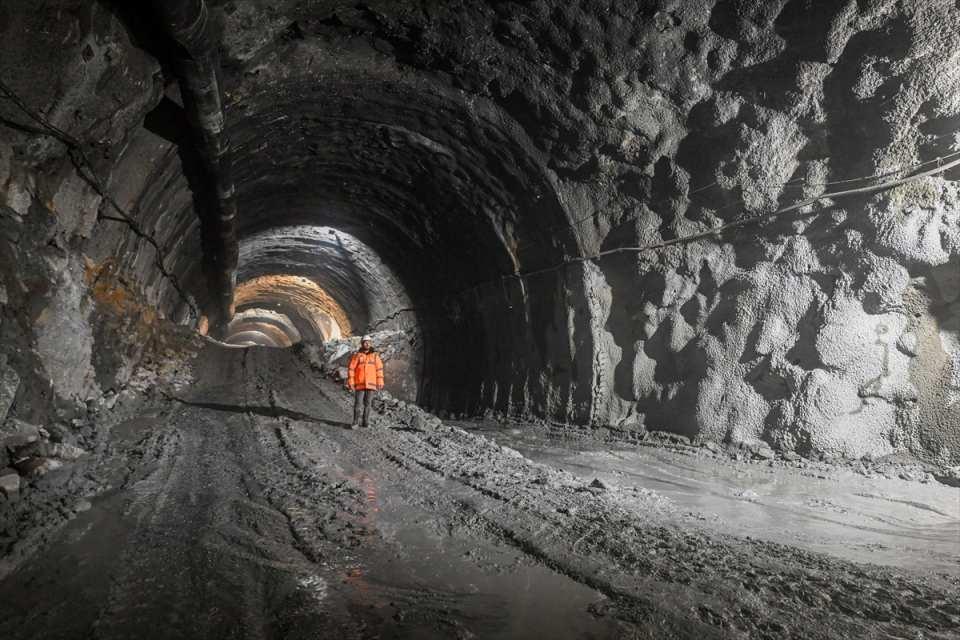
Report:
348,350,384,390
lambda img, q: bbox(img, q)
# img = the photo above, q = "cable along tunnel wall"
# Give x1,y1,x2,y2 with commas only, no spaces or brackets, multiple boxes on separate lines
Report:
0,0,958,464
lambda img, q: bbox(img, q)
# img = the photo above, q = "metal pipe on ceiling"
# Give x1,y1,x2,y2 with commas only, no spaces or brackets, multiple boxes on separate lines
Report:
149,0,237,332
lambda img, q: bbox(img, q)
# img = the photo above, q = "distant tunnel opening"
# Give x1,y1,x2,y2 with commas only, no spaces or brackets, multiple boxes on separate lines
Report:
228,273,352,346
119,77,589,417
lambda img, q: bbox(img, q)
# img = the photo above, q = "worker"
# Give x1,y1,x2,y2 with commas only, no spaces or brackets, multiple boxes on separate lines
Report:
346,335,384,428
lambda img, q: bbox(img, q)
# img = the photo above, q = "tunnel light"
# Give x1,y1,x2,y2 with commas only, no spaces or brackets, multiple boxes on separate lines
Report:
229,275,350,345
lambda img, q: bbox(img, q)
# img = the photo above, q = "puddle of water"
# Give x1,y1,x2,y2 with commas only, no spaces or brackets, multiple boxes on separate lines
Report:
328,471,622,639
463,422,960,576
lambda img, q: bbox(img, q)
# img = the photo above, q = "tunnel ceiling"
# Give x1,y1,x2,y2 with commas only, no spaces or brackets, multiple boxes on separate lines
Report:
2,0,959,461
227,78,569,269
210,13,580,319
189,0,960,306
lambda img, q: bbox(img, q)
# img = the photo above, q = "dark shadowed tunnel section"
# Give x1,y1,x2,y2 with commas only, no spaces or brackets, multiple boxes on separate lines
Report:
222,73,592,415
123,49,599,418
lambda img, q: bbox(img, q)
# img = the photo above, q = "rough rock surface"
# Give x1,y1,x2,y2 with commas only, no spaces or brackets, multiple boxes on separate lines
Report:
217,0,960,460
1,0,959,463
0,357,19,425
300,328,422,401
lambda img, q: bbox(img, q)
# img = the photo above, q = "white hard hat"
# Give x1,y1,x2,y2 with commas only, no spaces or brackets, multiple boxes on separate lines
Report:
361,335,373,342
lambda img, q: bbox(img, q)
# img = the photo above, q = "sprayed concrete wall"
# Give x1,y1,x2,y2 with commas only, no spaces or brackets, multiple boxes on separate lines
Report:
0,0,958,463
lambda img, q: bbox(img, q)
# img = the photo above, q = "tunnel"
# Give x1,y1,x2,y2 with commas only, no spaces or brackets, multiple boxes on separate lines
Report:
0,1,959,638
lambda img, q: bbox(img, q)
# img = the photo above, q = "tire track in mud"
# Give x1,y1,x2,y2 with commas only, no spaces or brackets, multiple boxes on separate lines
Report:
245,348,631,639
89,403,315,640
373,423,960,639
236,348,379,638
258,346,960,640
4,344,622,640
357,429,731,639
1,346,369,640
244,357,502,637
10,340,949,639
260,349,716,637
275,355,720,635
244,352,366,560
103,346,385,639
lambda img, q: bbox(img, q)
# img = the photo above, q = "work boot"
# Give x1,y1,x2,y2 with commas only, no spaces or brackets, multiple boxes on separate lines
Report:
350,421,359,430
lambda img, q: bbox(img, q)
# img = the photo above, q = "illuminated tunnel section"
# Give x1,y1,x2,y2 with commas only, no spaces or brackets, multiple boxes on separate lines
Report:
236,226,412,336
228,275,351,345
224,308,303,347
216,75,587,417
113,66,592,417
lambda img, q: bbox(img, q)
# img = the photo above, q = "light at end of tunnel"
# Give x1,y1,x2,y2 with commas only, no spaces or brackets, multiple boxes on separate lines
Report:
197,315,210,336
229,275,350,345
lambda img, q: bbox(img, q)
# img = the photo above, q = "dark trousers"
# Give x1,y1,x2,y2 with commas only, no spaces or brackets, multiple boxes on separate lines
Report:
353,389,375,426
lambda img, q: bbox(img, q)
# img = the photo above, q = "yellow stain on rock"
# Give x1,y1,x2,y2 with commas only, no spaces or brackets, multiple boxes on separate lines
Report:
83,256,159,329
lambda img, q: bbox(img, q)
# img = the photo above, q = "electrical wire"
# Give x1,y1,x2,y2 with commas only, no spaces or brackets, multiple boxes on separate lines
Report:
507,151,960,282
5,76,957,325
367,140,960,326
0,78,200,319
516,138,960,253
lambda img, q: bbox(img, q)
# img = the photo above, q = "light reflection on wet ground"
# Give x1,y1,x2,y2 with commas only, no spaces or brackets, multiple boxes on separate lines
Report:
319,448,625,639
463,422,960,577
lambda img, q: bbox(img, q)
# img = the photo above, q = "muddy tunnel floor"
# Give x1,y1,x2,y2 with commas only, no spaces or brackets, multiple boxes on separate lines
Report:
0,343,955,640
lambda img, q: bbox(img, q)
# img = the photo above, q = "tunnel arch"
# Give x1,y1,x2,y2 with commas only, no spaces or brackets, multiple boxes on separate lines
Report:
233,275,349,342
119,57,600,420
222,72,589,414
237,225,409,336
4,0,959,463
226,308,303,346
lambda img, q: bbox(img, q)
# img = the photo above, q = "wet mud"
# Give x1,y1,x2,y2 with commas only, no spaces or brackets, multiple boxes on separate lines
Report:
0,344,958,639
465,422,960,577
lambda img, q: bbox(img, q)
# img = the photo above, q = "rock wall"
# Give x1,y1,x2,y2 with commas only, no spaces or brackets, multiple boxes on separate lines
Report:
262,0,958,461
0,1,180,427
0,0,958,463
581,0,960,461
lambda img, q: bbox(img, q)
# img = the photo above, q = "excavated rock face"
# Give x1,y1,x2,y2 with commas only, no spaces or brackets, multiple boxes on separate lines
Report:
0,2,166,423
1,0,959,461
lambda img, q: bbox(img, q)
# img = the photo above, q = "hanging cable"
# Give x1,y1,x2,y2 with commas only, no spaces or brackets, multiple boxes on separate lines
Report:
286,142,960,329
516,140,960,254
508,150,960,282
404,144,960,312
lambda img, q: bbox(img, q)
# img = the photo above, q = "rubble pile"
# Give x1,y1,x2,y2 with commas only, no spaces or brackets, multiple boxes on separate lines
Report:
296,328,420,401
0,420,87,501
372,391,443,433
